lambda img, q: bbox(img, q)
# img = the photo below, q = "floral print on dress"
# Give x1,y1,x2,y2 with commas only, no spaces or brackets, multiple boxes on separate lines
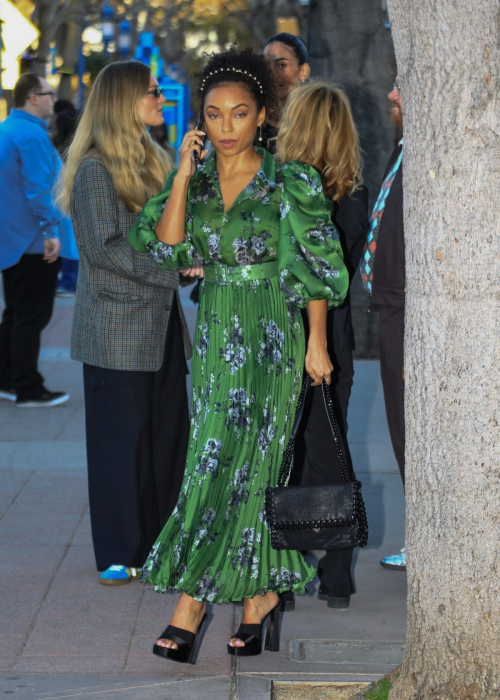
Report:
227,388,253,431
130,149,349,604
257,319,286,376
195,438,222,481
128,149,349,312
220,315,251,375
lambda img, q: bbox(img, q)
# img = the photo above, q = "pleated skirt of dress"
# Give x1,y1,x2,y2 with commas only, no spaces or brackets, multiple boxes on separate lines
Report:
140,272,316,603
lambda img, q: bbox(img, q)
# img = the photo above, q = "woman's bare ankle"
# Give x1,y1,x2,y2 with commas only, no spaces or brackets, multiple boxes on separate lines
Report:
229,592,279,646
157,594,206,649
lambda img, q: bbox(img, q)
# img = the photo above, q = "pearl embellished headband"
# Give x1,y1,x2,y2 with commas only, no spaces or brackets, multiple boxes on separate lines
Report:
200,67,263,94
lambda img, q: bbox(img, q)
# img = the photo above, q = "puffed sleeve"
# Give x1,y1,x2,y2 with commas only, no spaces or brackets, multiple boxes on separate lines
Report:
128,169,196,270
278,161,349,309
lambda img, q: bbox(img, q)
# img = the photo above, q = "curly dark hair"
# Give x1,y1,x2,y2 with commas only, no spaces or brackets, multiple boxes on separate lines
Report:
197,47,279,123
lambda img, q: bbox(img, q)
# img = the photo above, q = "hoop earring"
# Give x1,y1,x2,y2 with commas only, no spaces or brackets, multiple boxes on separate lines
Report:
258,125,263,142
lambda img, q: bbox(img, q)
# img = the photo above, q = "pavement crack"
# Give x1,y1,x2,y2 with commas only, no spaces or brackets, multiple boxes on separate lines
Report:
230,603,239,700
123,577,146,672
0,469,34,523
11,504,88,671
30,675,229,700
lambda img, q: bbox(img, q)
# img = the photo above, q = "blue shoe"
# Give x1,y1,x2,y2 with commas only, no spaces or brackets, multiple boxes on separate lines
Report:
99,565,140,586
380,547,406,571
0,387,16,402
56,287,76,297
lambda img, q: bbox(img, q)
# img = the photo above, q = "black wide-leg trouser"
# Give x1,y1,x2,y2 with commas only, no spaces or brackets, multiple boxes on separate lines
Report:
83,301,190,571
293,345,356,599
0,254,60,400
377,305,405,484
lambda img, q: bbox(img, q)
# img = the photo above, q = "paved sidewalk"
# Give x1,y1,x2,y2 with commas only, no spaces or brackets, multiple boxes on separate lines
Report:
0,288,406,700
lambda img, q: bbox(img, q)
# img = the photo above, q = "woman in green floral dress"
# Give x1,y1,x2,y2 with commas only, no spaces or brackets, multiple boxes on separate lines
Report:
128,48,349,663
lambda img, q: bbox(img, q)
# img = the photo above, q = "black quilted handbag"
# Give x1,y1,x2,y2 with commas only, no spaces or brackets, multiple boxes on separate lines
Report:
265,376,368,551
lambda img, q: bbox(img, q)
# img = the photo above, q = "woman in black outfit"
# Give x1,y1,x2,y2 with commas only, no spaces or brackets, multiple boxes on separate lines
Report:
274,80,369,608
262,33,310,151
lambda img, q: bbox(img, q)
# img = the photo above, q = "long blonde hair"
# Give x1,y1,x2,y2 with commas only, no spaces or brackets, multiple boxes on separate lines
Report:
57,61,172,214
276,80,362,202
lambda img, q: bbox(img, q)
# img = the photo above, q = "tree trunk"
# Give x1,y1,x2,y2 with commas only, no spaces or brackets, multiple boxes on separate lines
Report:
34,0,61,75
58,0,88,102
308,0,398,357
309,0,397,204
386,1,500,699
249,0,279,45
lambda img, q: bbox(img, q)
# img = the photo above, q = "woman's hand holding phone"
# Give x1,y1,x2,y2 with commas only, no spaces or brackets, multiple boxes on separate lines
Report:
156,128,206,246
176,129,207,181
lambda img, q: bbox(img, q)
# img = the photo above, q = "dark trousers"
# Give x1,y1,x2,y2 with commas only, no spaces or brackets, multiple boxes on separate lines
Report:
377,305,405,483
83,300,190,571
0,254,60,400
293,345,355,598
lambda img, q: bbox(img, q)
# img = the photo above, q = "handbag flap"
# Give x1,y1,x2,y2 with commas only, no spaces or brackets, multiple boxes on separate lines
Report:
267,483,356,526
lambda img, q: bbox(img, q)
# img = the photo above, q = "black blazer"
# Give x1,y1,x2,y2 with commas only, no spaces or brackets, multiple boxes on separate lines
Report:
371,144,404,308
301,185,369,355
258,131,369,353
328,186,370,353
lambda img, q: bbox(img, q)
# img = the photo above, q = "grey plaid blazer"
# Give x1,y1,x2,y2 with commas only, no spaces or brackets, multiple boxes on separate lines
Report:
70,157,192,371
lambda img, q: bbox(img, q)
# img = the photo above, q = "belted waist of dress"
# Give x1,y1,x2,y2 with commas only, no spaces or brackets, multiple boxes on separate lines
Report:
203,261,279,284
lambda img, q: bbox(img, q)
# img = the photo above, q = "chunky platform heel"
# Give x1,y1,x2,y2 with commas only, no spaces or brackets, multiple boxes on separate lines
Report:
279,590,295,612
264,600,283,651
227,601,284,656
153,613,208,665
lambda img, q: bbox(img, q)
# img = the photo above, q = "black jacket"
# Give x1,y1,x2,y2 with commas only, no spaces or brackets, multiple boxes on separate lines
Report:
301,187,369,354
261,129,369,351
328,187,369,351
371,143,404,308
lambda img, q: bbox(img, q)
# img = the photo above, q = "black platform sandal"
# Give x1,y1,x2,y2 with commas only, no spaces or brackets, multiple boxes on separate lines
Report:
227,601,284,656
153,613,208,664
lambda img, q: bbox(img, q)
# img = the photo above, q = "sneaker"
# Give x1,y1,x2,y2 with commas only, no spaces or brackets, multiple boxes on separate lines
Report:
16,391,70,408
0,387,16,402
380,547,406,570
99,565,140,586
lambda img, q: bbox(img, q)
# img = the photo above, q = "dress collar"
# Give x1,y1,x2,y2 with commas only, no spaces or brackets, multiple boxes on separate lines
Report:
194,146,277,190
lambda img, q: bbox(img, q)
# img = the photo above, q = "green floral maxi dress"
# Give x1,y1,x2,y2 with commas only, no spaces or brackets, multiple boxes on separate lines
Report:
128,148,348,603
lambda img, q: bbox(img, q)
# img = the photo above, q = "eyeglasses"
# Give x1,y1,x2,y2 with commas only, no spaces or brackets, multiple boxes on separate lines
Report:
146,88,163,98
35,91,56,97
393,81,401,92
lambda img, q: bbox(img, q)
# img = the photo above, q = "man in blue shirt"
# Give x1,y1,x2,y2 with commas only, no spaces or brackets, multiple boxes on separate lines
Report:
0,74,69,407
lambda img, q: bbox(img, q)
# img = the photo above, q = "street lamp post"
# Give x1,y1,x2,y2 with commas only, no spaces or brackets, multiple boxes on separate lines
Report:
101,5,115,56
117,20,131,60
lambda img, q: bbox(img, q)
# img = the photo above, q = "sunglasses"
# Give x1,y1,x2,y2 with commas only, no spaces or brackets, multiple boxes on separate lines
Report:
146,88,163,99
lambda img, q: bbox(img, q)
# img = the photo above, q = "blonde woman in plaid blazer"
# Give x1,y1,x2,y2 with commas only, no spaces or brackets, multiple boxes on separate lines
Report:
57,62,194,586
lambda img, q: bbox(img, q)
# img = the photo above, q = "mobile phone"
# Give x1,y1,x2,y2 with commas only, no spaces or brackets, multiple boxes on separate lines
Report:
192,111,206,165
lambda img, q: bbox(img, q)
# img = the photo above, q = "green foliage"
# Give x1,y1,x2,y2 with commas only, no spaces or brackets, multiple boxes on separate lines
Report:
364,678,393,700
85,52,112,84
